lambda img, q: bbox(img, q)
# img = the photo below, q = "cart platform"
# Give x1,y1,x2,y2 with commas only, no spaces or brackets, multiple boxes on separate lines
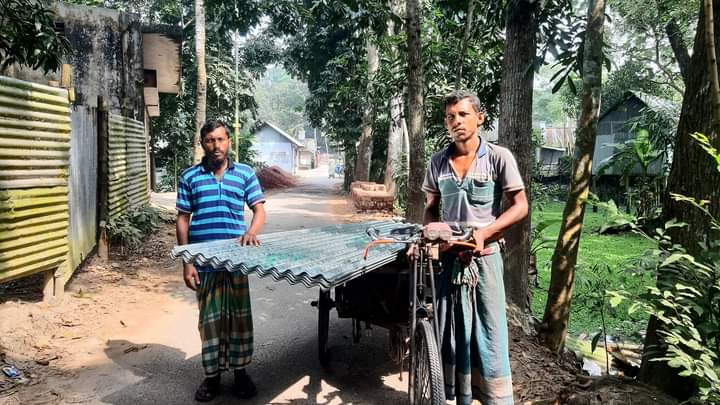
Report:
171,221,410,289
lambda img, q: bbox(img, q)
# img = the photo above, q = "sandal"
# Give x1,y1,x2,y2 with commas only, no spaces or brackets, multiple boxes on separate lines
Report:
233,371,257,399
195,376,221,402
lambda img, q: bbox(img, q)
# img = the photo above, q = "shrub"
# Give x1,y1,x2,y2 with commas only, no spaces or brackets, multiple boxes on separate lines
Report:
609,133,720,402
105,204,161,252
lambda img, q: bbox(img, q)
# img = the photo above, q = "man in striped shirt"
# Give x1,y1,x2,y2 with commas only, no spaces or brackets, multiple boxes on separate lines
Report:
176,119,266,402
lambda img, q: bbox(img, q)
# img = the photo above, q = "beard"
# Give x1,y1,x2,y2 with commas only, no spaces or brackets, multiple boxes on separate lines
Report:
206,151,227,170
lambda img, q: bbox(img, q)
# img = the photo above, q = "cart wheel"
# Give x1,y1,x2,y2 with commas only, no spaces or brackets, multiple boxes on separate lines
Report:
409,320,445,405
318,290,331,367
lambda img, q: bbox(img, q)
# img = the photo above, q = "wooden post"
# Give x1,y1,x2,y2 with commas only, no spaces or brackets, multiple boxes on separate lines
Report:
42,270,55,302
60,64,72,87
60,64,76,103
97,96,109,261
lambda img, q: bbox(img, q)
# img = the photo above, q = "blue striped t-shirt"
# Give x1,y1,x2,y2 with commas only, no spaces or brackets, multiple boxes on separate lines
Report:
176,159,265,270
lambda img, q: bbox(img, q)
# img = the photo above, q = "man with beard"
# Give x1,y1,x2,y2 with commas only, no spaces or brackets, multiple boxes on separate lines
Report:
176,119,266,401
422,91,528,405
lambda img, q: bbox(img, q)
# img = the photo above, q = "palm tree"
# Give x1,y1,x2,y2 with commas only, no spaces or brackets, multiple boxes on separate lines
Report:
193,0,207,163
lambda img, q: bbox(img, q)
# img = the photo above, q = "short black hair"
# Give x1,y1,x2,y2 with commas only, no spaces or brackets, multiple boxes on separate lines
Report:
443,90,484,113
200,119,231,140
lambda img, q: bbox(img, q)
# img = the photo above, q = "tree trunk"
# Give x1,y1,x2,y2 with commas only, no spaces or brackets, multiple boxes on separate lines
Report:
454,0,477,88
355,37,379,182
707,0,720,126
193,0,207,163
665,19,691,84
640,0,720,398
384,0,404,195
385,95,404,195
405,0,426,223
497,0,538,313
540,0,606,353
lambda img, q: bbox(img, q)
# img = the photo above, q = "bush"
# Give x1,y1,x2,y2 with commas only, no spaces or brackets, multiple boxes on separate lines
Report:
609,133,720,402
611,221,720,403
105,204,161,251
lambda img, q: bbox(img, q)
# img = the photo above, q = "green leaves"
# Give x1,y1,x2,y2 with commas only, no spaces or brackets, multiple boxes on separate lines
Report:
0,0,71,72
530,218,560,255
106,205,161,251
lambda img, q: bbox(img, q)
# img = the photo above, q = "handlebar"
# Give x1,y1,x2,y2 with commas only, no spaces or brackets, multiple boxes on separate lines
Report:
363,222,490,260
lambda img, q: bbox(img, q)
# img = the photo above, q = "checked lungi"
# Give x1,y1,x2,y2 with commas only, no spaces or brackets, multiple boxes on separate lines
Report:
436,242,514,405
197,271,254,377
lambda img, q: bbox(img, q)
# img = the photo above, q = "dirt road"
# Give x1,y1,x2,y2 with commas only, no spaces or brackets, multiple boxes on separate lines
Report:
1,166,675,405
1,166,406,405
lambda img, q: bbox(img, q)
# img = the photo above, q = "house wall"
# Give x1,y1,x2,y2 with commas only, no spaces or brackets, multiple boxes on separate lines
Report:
2,2,150,289
536,147,565,177
11,2,145,120
252,126,297,174
593,97,664,176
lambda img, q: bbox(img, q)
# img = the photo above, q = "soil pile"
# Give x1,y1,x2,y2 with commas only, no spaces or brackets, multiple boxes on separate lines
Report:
256,166,298,190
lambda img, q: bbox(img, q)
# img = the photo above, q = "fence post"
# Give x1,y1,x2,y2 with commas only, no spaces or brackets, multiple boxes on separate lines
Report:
97,96,109,260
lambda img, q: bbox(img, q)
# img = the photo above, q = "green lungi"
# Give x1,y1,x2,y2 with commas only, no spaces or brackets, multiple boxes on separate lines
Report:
437,242,514,405
197,271,254,377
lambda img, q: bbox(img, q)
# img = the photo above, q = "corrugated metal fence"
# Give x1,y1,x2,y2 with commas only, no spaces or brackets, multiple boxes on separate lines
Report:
0,76,71,283
67,105,98,274
107,113,148,220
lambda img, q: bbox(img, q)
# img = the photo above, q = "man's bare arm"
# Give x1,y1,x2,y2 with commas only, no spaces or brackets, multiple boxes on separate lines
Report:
177,212,199,290
423,193,441,225
177,212,190,245
240,203,266,246
473,189,528,251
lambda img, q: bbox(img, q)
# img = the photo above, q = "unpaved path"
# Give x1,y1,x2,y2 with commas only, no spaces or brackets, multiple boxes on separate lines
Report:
1,166,408,405
2,165,670,405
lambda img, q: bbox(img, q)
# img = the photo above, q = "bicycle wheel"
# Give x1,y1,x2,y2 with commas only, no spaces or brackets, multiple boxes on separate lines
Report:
409,319,445,405
317,289,331,367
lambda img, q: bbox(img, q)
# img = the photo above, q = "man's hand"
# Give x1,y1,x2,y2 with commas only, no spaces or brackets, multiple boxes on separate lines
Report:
472,228,497,257
239,232,260,246
472,228,487,254
183,263,200,291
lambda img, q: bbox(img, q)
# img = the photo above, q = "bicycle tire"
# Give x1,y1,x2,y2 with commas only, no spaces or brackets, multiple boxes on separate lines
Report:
409,319,445,405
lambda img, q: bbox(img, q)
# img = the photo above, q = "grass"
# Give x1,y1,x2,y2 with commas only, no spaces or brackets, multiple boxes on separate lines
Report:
530,201,656,341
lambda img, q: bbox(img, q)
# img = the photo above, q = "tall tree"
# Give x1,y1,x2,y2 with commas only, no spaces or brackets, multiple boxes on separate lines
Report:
640,0,720,397
454,0,477,87
405,0,426,223
384,0,405,195
193,0,207,163
355,37,379,182
497,0,538,311
540,0,607,352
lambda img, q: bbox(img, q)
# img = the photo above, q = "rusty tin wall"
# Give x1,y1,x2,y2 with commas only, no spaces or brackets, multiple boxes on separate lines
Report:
107,114,148,219
0,76,71,283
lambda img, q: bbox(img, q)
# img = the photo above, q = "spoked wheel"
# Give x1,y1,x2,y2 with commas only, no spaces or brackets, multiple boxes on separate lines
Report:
409,320,445,405
317,289,332,367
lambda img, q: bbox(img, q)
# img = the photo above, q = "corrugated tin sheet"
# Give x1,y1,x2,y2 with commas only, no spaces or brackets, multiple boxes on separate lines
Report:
107,114,148,219
67,106,98,274
0,76,71,282
171,221,410,289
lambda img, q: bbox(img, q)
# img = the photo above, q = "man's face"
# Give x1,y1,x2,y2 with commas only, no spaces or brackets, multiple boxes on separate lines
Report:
444,98,484,143
201,126,232,166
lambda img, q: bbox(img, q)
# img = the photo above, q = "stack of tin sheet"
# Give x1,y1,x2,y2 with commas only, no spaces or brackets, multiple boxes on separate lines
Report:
171,220,410,289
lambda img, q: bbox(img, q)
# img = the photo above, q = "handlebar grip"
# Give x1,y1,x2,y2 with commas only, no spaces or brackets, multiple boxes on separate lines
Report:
366,227,381,240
